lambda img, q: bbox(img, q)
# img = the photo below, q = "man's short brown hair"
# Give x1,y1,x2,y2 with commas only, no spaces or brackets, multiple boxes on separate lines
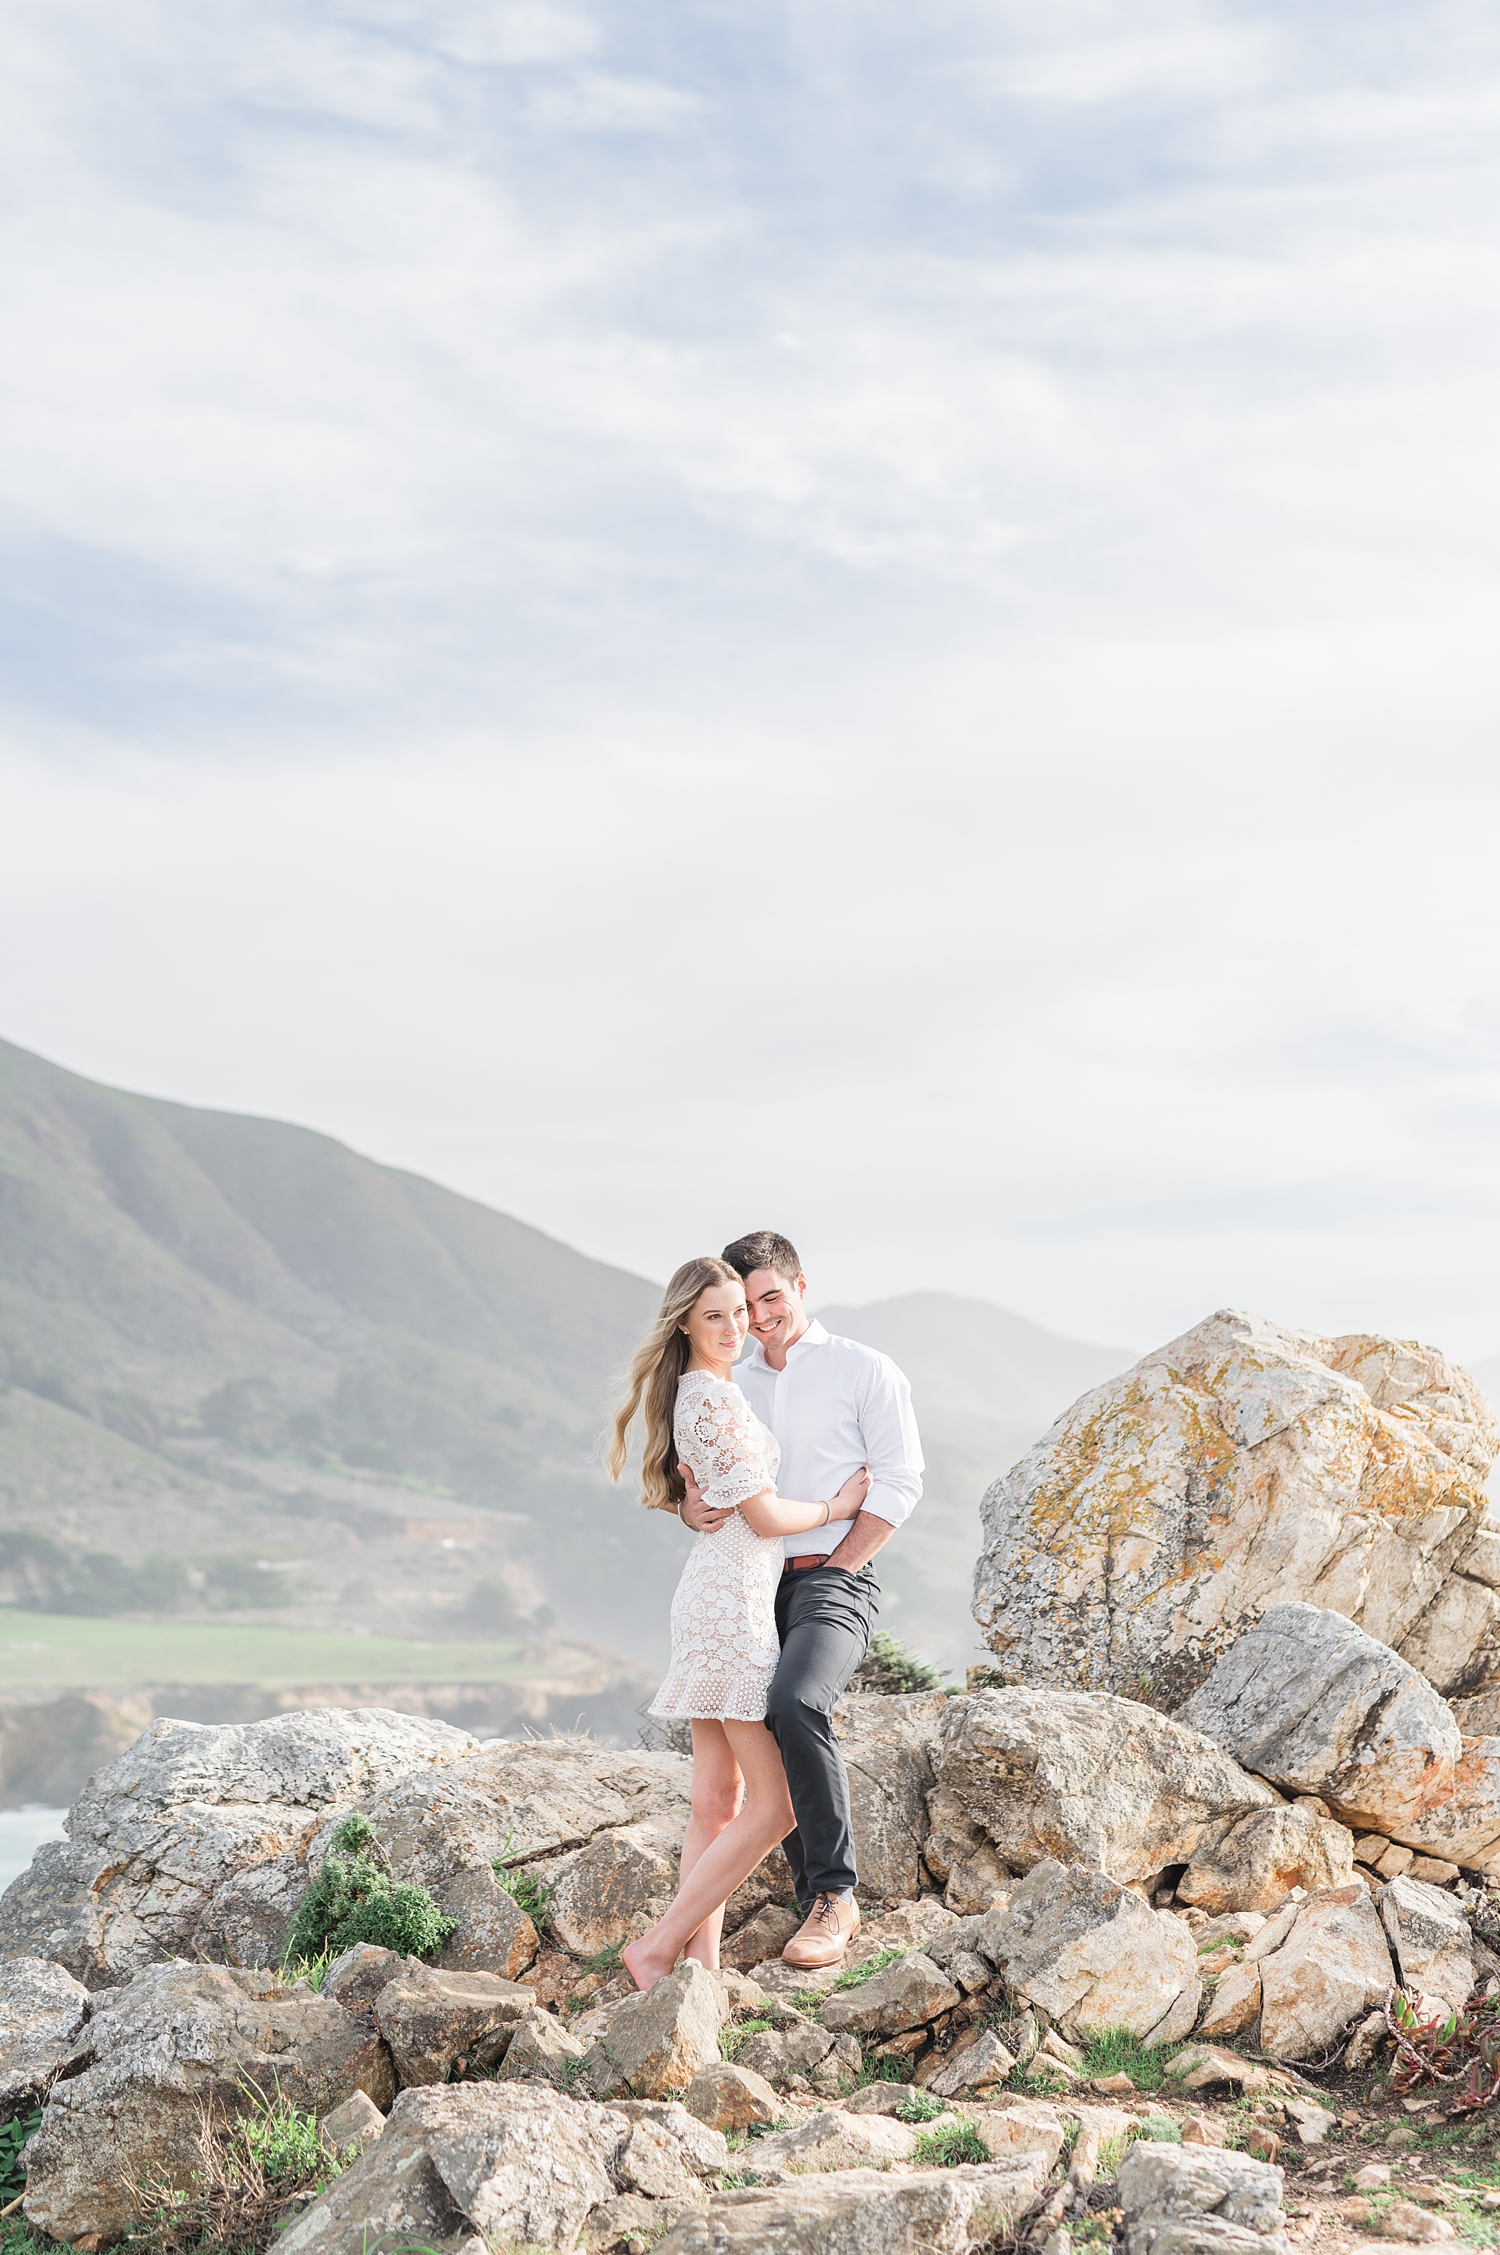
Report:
722,1230,803,1286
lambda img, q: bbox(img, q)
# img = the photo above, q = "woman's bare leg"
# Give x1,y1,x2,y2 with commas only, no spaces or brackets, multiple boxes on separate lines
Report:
623,1721,793,1991
678,1722,744,1970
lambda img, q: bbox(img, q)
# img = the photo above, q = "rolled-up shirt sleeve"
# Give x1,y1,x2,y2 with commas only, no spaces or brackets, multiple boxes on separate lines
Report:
858,1358,924,1527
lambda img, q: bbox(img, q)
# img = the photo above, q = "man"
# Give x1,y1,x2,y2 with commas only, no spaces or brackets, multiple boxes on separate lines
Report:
679,1229,923,1969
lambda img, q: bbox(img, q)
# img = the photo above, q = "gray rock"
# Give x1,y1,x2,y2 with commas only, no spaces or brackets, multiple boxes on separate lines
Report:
949,1950,994,1994
685,2060,782,2131
448,1739,693,1867
374,1963,535,2086
615,2114,702,2202
0,1706,478,1988
544,1823,680,1956
584,1961,725,2099
653,2156,1051,2255
322,1943,409,2019
22,1961,395,2243
1118,2137,1290,2255
721,1902,801,1973
744,2109,920,2172
318,2089,386,2161
831,1692,948,1903
936,1687,1277,1886
819,1952,961,2039
0,1956,89,2120
971,1312,1499,1706
278,2081,625,2255
1177,1803,1356,1914
607,2099,729,2179
1255,1884,1394,2061
923,1913,989,1971
979,1860,1202,2046
734,2019,834,2084
924,2028,1017,2099
498,2007,588,2085
1378,1874,1475,2017
584,2193,704,2251
1178,1607,1463,1842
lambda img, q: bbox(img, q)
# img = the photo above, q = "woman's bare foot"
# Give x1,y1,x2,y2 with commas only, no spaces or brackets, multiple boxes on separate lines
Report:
621,1934,678,1992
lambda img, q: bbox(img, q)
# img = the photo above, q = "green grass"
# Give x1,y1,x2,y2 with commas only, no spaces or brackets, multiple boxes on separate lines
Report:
912,2122,990,2168
834,1949,909,1991
1081,2028,1181,2091
857,2054,913,2087
0,1606,532,1689
894,2090,948,2123
579,1941,625,1975
495,1864,553,1925
1132,2118,1184,2143
283,1947,335,1992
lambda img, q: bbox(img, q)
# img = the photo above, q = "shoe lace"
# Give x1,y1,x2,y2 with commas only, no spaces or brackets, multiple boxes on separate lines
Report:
809,1894,843,1932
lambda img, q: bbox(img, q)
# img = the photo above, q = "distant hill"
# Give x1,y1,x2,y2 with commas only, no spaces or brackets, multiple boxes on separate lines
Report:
815,1294,1137,1671
0,1036,685,1667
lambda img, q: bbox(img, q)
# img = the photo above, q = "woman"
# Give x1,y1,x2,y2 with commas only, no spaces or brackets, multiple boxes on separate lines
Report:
606,1256,869,1991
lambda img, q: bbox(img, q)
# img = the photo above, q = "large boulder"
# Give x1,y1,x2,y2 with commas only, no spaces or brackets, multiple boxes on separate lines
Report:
0,1957,89,2120
354,1768,540,1977
0,1708,479,1987
1118,2138,1290,2255
973,1312,1499,1705
935,1687,1276,1885
1179,1605,1500,1870
583,1962,726,2100
278,2081,627,2255
820,1953,961,2038
544,1825,680,1955
978,1860,1201,2046
22,1962,395,2243
655,2156,1051,2255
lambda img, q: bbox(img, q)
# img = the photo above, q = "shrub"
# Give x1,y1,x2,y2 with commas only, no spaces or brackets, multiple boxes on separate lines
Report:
1080,2027,1180,2092
894,2089,948,2123
495,1861,553,1926
281,1815,455,1968
121,2084,344,2253
1,2106,42,2201
850,1633,948,1697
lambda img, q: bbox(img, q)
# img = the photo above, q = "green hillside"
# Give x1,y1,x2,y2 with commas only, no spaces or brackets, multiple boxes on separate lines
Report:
0,1036,687,1666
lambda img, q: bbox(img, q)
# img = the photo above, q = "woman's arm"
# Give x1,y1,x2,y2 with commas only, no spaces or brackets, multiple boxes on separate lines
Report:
738,1467,871,1539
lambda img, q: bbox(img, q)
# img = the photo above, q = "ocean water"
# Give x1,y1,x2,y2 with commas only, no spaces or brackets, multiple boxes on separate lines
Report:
0,1806,68,1892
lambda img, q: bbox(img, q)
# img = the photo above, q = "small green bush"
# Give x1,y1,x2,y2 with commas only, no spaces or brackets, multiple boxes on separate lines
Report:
1,2105,42,2201
850,1633,948,1697
912,2121,989,2168
1080,2027,1180,2091
1133,2117,1184,2143
494,1848,553,1928
282,1815,455,1968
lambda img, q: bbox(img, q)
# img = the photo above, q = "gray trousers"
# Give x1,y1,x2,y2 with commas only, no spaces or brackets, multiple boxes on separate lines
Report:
766,1563,879,1907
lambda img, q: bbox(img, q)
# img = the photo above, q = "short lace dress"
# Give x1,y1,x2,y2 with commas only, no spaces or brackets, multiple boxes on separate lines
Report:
647,1370,785,1722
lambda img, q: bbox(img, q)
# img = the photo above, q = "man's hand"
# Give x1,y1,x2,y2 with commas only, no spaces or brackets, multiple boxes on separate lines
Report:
679,1462,733,1535
823,1509,895,1575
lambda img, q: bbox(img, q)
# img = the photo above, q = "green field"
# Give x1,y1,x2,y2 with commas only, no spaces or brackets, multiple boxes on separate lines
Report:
0,1609,535,1690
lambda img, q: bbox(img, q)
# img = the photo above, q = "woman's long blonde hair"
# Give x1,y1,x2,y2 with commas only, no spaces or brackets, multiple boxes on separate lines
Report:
607,1256,741,1512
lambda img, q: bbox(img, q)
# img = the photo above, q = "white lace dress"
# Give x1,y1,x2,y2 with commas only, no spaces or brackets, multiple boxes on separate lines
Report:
648,1370,785,1722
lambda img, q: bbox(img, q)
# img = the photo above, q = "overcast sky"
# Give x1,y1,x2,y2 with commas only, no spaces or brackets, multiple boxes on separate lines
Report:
3,0,1500,1360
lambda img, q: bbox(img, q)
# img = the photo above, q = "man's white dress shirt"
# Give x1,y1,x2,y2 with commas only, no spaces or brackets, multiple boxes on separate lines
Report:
734,1319,923,1558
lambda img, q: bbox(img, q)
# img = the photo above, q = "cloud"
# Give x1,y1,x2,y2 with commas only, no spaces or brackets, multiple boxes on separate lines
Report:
3,0,1500,1362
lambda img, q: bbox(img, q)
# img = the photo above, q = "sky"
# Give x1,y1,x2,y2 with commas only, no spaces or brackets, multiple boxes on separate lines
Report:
3,0,1500,1360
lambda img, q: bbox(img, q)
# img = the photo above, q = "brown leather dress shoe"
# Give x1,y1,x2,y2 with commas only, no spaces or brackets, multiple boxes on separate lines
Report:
781,1892,861,1968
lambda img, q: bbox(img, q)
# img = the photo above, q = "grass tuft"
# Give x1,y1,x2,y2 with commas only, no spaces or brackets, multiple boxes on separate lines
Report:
894,2089,948,2123
1132,2117,1184,2143
834,1949,909,1992
912,2121,989,2169
1079,2027,1181,2091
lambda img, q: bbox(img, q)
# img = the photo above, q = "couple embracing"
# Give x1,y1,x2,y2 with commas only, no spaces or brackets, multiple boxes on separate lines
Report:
606,1229,923,1992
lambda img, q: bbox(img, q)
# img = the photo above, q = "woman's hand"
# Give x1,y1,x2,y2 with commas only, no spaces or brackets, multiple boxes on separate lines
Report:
828,1466,872,1520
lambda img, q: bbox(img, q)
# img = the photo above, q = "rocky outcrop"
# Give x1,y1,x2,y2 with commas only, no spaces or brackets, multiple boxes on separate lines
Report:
0,1708,479,1987
831,1692,948,1903
934,1686,1277,1885
582,1962,725,2100
0,1957,89,2120
22,1962,395,2242
973,1311,1500,1705
1180,1605,1500,1871
978,1860,1202,2045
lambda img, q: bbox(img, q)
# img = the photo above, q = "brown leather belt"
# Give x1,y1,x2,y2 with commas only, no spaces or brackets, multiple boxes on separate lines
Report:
783,1555,827,1574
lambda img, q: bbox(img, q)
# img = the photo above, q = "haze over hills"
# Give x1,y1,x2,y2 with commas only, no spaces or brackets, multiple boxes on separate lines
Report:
0,1035,1138,1684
